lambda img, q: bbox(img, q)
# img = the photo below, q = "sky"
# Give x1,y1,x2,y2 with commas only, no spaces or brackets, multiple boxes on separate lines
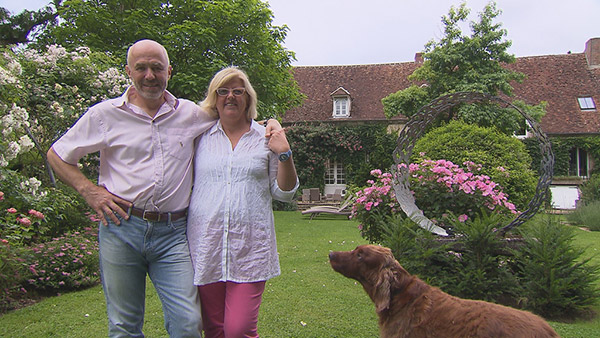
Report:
3,0,600,66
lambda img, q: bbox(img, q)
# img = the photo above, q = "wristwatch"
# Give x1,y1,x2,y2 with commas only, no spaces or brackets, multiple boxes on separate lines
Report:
278,149,292,162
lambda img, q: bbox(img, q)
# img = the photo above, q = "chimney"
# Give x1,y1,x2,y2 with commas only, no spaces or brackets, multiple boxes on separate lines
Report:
584,37,600,68
414,52,424,64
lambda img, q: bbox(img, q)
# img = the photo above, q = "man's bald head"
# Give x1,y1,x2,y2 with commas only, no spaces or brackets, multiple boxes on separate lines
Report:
127,39,170,67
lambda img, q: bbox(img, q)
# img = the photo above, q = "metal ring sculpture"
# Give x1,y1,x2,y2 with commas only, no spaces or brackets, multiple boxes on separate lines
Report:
392,92,554,237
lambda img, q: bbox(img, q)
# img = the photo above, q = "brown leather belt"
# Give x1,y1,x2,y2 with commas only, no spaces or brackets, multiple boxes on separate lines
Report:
118,203,188,222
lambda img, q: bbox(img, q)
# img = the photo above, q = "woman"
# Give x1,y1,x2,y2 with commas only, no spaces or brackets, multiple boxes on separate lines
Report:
187,66,298,338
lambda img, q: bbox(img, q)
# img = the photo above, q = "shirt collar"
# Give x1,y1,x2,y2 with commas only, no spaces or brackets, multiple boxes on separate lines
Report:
113,86,179,111
209,119,263,136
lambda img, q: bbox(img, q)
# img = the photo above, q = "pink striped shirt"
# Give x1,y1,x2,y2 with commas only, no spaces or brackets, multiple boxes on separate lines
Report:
52,87,216,212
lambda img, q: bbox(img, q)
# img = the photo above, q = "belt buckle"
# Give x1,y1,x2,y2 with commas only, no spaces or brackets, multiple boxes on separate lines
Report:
142,210,159,222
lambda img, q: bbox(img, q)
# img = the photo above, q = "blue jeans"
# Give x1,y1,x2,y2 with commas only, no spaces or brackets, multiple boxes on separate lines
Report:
99,215,201,338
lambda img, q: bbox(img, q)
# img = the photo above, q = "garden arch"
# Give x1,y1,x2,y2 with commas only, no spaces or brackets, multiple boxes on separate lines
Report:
392,92,554,236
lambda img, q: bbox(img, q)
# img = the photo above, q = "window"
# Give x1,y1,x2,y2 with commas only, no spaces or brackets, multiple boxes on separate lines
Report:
330,87,351,118
514,120,532,139
333,97,350,117
577,97,596,110
325,160,346,185
569,147,589,177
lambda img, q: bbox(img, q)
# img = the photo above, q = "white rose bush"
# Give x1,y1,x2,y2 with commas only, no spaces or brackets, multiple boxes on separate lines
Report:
0,45,129,311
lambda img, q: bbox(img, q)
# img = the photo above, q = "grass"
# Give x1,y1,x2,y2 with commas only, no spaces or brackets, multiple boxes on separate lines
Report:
0,211,599,337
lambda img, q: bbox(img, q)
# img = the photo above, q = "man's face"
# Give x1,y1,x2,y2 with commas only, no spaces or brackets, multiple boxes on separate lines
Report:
126,43,172,100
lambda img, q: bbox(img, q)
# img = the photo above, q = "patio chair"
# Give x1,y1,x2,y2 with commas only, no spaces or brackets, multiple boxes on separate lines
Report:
324,189,344,202
309,188,321,202
301,195,353,220
302,189,311,202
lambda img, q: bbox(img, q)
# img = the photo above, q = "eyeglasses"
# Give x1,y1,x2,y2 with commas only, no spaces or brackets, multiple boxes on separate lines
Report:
216,87,246,96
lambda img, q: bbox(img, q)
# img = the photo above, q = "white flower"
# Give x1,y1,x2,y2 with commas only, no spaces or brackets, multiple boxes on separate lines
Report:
1,126,12,137
18,135,35,151
20,177,43,197
51,101,64,115
0,66,18,85
7,59,22,75
4,104,29,129
76,46,91,56
7,141,20,158
28,177,42,190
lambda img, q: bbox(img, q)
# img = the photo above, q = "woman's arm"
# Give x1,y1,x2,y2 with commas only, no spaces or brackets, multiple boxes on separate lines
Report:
267,129,298,191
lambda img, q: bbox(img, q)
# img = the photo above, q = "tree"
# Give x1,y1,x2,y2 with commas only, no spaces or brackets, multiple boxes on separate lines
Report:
35,0,302,118
382,1,545,135
0,2,60,45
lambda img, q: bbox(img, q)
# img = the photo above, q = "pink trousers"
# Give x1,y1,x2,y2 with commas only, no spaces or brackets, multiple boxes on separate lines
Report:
198,281,266,338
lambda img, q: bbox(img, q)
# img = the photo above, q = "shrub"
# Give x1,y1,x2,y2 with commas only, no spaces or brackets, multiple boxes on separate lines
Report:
0,169,94,243
407,159,517,225
0,174,49,246
350,169,399,243
381,211,519,304
272,199,298,211
566,200,600,231
0,204,46,246
0,228,100,313
351,161,517,242
445,211,520,302
0,242,31,312
579,173,600,204
512,217,600,319
24,228,100,291
413,120,537,210
379,213,459,290
381,211,600,319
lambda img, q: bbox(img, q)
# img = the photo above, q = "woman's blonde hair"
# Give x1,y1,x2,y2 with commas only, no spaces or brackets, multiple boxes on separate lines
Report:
200,66,258,120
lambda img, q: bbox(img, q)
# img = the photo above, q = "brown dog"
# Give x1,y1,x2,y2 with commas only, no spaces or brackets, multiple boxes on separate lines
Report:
329,244,560,338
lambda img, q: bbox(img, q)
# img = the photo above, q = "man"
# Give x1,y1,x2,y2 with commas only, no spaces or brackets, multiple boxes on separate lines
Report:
47,39,279,337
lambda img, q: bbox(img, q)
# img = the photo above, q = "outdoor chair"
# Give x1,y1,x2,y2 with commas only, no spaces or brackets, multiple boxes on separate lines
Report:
301,195,353,220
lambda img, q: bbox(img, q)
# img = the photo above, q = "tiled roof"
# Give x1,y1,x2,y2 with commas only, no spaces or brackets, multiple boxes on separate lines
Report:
508,53,600,135
283,48,600,136
284,62,419,123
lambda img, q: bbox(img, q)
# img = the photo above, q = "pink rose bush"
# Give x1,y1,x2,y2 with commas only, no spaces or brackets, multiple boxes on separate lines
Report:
351,169,400,242
1,191,47,246
1,189,99,311
406,159,517,224
351,160,519,242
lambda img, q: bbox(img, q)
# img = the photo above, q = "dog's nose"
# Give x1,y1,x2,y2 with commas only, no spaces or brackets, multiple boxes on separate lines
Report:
329,252,335,260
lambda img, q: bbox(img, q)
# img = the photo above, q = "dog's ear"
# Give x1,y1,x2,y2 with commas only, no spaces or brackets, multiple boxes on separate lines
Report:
373,262,393,313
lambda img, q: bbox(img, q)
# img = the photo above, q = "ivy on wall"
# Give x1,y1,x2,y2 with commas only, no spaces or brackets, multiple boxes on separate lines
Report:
285,123,397,191
286,122,599,197
522,136,600,177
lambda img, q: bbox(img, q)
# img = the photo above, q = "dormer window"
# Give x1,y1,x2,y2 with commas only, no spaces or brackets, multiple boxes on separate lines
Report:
330,87,351,118
334,97,349,117
577,97,596,110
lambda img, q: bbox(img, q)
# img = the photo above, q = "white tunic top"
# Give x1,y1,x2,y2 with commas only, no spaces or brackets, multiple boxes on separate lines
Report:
187,120,298,285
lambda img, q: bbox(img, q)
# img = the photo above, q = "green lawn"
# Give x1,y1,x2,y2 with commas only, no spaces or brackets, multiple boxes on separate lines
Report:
0,211,598,337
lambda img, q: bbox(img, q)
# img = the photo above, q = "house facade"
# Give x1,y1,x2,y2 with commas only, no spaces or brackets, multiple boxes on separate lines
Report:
282,38,600,208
